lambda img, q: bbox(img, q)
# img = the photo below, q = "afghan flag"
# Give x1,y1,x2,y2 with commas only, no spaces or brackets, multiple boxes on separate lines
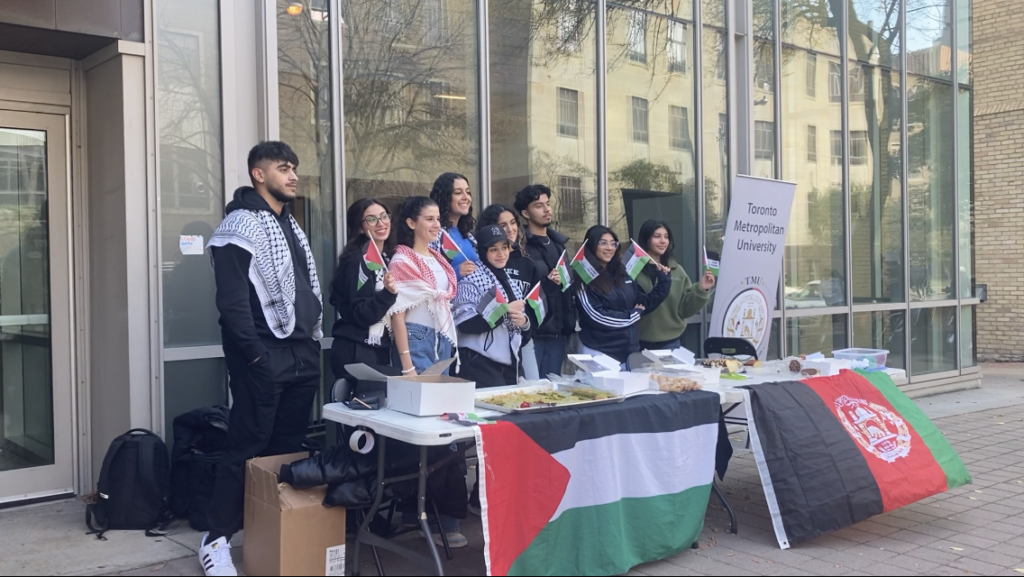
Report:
554,250,572,292
477,285,510,328
743,370,971,549
569,241,599,285
623,240,651,280
440,228,464,261
475,392,720,576
525,281,547,326
357,240,386,290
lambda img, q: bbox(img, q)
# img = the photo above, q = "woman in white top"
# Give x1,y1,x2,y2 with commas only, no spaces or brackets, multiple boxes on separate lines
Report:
387,196,459,376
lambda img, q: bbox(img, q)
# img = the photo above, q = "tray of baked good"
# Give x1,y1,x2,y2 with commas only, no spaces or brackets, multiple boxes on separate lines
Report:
474,381,624,414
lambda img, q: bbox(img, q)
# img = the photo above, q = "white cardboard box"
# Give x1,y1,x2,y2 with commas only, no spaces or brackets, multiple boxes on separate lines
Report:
385,358,476,416
567,353,651,396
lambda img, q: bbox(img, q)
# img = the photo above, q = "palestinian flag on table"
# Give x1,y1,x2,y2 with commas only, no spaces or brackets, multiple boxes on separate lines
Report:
554,250,572,292
569,241,599,285
742,370,971,549
356,240,386,290
623,240,652,280
525,281,547,326
474,393,721,576
477,285,510,328
440,228,464,261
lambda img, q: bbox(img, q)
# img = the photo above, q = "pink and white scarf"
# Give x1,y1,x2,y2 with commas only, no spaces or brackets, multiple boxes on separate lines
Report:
385,245,458,352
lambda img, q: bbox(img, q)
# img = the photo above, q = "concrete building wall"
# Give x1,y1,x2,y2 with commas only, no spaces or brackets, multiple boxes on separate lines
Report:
973,0,1024,361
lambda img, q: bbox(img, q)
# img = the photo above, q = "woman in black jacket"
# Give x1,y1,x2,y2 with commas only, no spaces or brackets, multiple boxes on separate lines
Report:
478,204,544,379
574,225,671,366
329,198,398,381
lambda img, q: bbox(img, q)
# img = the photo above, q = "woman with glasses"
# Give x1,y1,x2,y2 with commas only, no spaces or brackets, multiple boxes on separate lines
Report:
574,225,671,367
636,219,715,350
329,198,398,384
477,204,543,379
429,172,479,280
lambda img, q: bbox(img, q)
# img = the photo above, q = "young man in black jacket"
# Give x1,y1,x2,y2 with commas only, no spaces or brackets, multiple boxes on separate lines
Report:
514,184,575,377
200,142,323,577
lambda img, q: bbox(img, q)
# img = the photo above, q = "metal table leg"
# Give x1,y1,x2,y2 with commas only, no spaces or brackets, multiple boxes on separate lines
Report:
711,481,738,535
417,445,446,576
353,436,388,577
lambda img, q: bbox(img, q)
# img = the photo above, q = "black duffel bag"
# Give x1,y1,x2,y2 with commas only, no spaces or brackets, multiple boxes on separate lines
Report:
168,406,229,531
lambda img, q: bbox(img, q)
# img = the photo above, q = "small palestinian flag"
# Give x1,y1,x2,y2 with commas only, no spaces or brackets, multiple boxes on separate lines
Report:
440,228,464,261
570,240,600,285
743,370,971,549
357,240,386,290
554,250,572,293
477,285,510,328
525,281,547,326
623,240,652,280
475,391,720,576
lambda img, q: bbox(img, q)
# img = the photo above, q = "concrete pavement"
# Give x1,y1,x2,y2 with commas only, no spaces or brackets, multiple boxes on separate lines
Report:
0,364,1021,576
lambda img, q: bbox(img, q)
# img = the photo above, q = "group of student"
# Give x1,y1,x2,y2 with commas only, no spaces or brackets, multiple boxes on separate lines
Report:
195,141,716,577
329,172,718,388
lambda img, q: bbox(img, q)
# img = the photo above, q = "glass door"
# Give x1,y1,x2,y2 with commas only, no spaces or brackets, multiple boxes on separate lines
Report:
0,110,73,503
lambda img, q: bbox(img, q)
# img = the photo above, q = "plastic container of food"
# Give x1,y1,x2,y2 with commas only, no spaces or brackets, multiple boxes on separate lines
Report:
832,348,889,369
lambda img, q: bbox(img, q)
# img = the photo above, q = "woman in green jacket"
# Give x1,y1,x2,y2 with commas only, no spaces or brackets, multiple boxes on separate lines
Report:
636,219,716,350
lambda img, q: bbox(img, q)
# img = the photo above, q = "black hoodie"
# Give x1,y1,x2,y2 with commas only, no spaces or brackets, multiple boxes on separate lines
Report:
212,186,322,362
329,240,397,347
524,229,575,338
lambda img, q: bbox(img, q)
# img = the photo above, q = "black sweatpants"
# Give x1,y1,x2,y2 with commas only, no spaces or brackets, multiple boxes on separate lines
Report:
206,340,321,540
455,348,519,387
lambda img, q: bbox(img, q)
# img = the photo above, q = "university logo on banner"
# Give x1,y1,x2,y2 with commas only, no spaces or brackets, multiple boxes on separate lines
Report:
835,396,912,464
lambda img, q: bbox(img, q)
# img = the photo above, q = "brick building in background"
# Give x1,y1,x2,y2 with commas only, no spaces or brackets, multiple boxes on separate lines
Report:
974,0,1024,361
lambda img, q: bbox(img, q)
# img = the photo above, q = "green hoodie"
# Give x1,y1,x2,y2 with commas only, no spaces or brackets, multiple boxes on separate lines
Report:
636,257,712,344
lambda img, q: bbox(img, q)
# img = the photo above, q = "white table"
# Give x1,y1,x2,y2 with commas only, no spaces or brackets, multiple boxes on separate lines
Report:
702,368,908,404
322,402,482,576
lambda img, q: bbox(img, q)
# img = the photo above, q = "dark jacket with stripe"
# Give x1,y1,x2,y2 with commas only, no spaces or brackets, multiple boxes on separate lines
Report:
576,266,672,363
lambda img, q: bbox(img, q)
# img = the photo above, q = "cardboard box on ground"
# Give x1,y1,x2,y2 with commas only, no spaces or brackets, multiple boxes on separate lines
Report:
243,453,347,576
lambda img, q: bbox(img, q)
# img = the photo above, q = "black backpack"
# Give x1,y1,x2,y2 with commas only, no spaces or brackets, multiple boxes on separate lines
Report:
169,406,229,531
86,429,171,539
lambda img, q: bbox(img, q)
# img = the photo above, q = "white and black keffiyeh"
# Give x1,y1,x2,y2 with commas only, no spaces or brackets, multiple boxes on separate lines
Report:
208,208,323,339
453,265,526,353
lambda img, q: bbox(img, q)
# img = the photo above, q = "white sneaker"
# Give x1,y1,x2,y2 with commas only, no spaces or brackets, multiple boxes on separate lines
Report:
199,534,238,577
423,529,469,549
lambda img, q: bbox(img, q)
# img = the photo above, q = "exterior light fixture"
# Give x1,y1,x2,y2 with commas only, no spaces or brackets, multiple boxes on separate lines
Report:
287,2,303,16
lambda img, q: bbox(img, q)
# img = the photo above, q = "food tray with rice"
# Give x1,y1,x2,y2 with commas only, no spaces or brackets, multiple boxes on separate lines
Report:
475,381,624,414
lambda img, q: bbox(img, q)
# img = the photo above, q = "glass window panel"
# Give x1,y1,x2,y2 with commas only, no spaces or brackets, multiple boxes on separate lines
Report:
0,128,53,470
787,314,848,357
163,359,227,443
782,0,841,55
767,318,782,360
668,21,687,73
849,0,901,69
783,51,846,308
806,125,817,163
958,87,973,298
753,1,776,179
961,306,975,368
157,0,224,348
805,53,817,98
628,11,648,64
607,6,699,282
490,0,597,243
682,322,702,356
853,310,906,370
850,64,904,304
703,23,728,280
557,87,580,138
956,0,972,84
907,74,955,302
906,0,953,79
702,0,724,28
344,0,480,211
910,306,957,375
279,0,338,327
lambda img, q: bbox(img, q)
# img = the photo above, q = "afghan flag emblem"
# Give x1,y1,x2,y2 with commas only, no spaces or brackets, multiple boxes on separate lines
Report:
623,240,651,280
477,285,510,328
569,241,599,285
554,250,572,292
742,370,971,549
440,229,464,261
357,240,386,290
525,281,547,326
